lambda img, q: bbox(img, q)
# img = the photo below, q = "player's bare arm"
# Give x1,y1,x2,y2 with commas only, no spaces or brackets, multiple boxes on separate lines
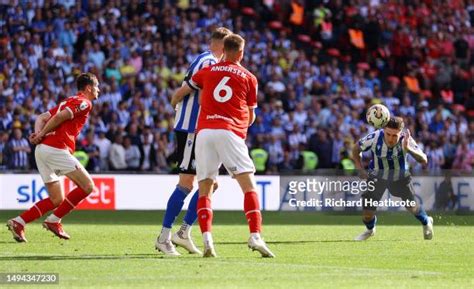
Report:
30,112,51,143
171,84,194,108
34,112,51,133
30,109,72,144
248,108,256,127
352,145,368,179
402,129,428,165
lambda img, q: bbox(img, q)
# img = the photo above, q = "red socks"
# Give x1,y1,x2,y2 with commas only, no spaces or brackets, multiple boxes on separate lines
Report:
244,191,262,233
197,196,213,233
197,192,261,234
20,198,55,223
52,187,89,219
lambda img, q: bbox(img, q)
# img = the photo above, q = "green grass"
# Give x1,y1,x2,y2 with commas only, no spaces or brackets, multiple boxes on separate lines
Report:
0,211,473,289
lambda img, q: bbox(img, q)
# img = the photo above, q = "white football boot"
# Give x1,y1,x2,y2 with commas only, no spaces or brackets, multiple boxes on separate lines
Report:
423,216,434,240
172,231,202,255
248,235,275,258
155,238,181,256
202,232,217,258
354,227,376,241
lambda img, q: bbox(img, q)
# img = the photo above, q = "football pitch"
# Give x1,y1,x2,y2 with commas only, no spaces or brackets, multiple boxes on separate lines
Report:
0,211,473,289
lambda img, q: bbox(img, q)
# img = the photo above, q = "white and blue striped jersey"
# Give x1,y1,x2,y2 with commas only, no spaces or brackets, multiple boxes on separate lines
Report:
174,51,217,133
358,129,424,181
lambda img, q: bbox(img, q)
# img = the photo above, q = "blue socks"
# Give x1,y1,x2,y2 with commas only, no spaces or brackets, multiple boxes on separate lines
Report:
363,215,377,230
183,190,199,226
361,208,428,231
162,185,190,228
415,207,429,225
162,186,200,229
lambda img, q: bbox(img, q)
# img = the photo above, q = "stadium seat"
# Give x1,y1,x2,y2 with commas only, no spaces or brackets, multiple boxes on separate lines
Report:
341,55,351,62
297,34,311,43
311,41,323,49
327,48,340,57
227,0,239,10
387,76,400,84
241,7,257,17
421,90,432,98
268,21,283,30
357,62,370,70
452,104,466,112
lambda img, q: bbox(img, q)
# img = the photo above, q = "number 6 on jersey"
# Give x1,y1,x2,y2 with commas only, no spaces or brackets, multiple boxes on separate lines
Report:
213,76,232,102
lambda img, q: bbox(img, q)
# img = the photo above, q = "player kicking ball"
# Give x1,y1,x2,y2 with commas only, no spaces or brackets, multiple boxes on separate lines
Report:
172,34,274,257
353,116,434,241
155,27,232,256
7,73,100,242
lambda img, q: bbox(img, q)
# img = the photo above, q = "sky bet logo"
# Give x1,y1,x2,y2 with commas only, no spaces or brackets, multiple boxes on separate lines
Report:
17,177,116,210
64,178,115,210
17,179,48,203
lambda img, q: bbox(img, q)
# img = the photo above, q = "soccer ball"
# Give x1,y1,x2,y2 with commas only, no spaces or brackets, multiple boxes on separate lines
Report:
366,104,390,129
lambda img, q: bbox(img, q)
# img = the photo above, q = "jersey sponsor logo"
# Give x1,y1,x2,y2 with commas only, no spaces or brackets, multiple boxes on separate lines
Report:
78,101,89,112
206,114,233,122
64,177,115,210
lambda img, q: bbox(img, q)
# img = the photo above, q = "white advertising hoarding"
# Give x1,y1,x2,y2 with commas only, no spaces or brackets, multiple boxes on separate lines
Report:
0,174,472,211
0,174,280,211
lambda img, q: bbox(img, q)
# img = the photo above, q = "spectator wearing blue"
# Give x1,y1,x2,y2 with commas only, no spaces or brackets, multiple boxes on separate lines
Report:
8,127,31,170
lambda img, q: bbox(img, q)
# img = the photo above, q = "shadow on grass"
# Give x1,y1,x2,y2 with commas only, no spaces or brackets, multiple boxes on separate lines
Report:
1,211,472,226
215,239,401,245
0,254,162,261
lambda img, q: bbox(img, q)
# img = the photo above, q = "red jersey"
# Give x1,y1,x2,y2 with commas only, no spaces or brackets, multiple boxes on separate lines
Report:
189,61,258,139
41,93,92,153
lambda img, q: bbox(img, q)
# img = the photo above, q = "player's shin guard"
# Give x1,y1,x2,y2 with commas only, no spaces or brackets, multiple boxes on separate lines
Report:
183,190,199,226
19,198,56,224
244,191,262,233
51,187,89,219
414,207,429,225
197,196,212,233
163,185,189,228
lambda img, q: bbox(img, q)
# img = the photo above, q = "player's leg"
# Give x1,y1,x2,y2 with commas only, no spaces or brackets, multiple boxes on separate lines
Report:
156,173,194,256
172,180,219,255
195,129,220,257
197,178,216,257
7,145,63,242
43,158,95,239
179,134,200,231
392,177,433,240
7,181,63,243
354,178,386,241
157,131,198,255
233,172,274,258
219,130,274,257
178,133,220,235
162,174,194,235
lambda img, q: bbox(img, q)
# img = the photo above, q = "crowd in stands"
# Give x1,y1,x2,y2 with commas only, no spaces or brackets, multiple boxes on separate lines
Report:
0,0,473,174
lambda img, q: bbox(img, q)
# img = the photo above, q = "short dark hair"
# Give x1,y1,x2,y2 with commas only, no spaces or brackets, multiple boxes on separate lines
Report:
211,27,232,40
385,116,405,130
76,73,97,91
224,34,245,53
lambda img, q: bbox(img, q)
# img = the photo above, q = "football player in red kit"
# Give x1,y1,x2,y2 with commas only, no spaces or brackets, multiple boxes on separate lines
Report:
7,73,100,242
172,34,275,258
